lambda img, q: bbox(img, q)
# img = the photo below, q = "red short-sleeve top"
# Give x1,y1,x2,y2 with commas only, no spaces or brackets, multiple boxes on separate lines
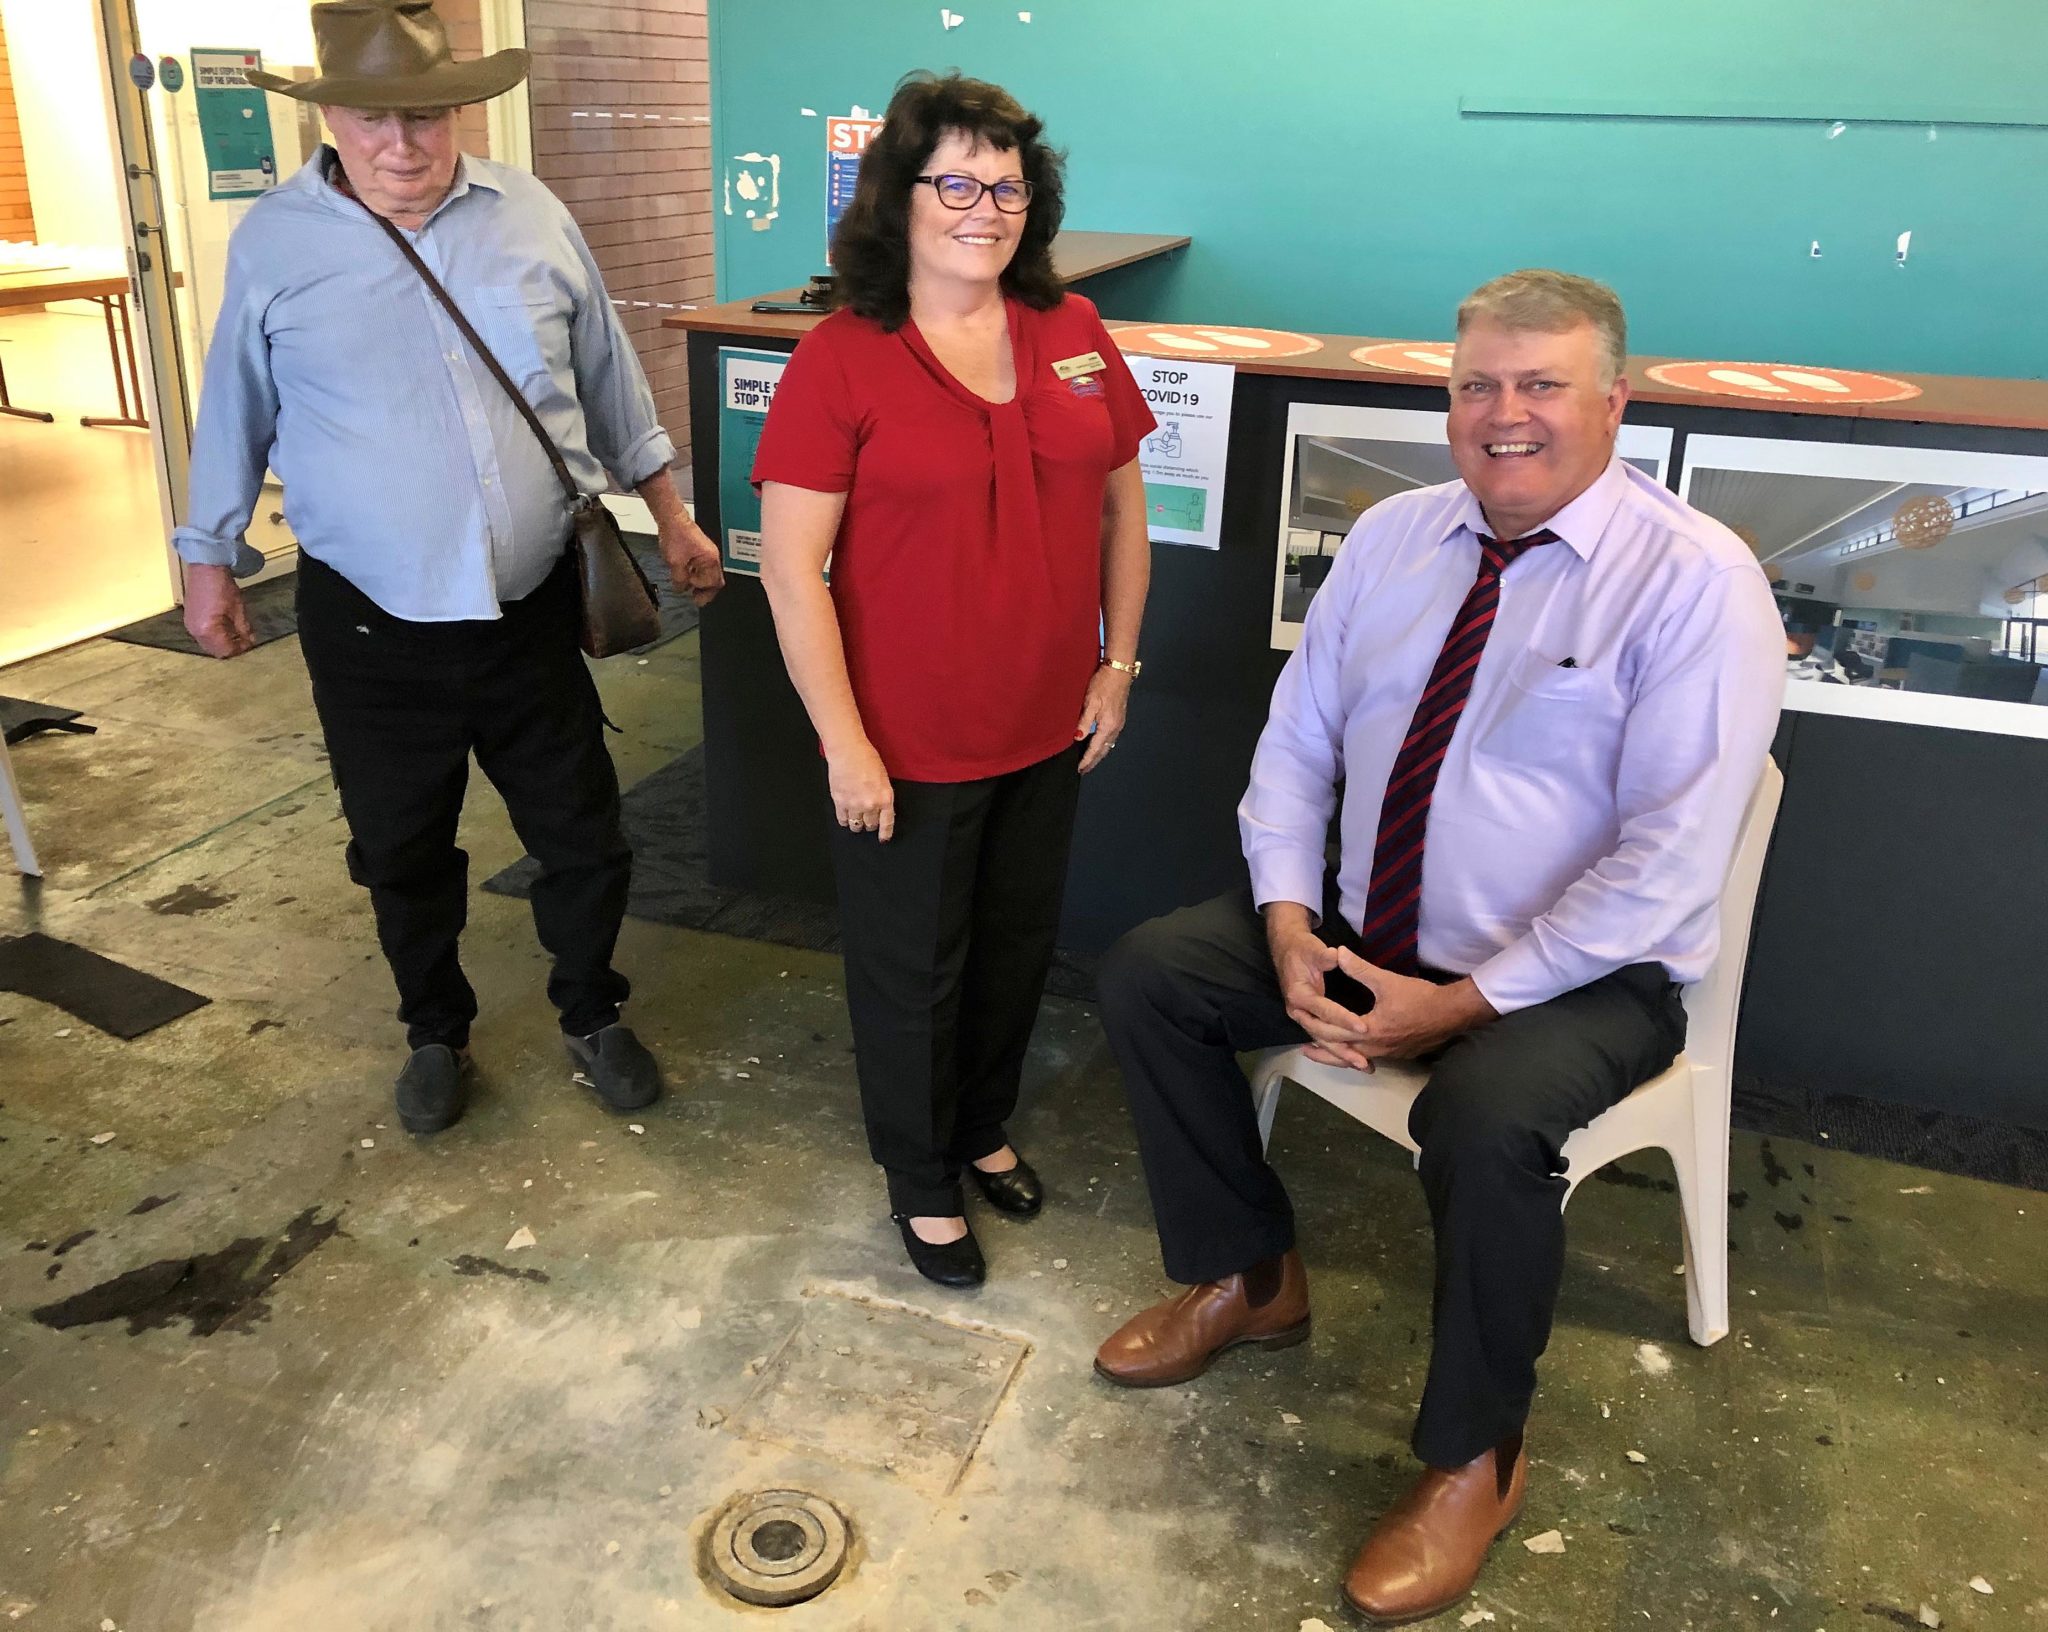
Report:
751,292,1155,783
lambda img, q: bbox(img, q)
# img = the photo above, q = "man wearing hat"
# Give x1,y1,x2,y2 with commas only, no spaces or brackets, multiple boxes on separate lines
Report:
174,1,724,1132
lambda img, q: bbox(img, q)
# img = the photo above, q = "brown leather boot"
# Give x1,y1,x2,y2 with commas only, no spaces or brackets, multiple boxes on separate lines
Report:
1093,1249,1310,1387
1340,1434,1527,1625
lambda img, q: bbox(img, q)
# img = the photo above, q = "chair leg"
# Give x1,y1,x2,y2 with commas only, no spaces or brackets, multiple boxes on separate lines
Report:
1672,1123,1731,1347
1250,1058,1284,1154
0,738,39,878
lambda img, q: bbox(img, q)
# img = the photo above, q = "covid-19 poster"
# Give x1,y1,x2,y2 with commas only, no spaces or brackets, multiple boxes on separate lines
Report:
191,49,277,201
716,347,791,578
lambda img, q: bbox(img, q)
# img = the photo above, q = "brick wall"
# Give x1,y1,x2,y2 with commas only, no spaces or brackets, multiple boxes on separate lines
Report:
438,0,494,158
0,9,33,242
525,0,711,474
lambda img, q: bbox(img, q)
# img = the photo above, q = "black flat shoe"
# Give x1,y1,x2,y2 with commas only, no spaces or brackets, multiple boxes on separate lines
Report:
968,1155,1044,1217
891,1215,986,1288
396,1044,471,1135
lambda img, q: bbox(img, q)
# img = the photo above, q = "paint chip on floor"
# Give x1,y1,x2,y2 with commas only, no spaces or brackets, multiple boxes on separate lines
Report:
1523,1529,1566,1555
505,1226,537,1251
1634,1342,1673,1376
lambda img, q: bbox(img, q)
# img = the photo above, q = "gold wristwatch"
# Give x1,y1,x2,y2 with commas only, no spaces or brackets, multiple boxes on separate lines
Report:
1100,656,1142,679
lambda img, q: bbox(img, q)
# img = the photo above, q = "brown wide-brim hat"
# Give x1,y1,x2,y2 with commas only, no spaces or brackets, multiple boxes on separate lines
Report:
247,1,530,110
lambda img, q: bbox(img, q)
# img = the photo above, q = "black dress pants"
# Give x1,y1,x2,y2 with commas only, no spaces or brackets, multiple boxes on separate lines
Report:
829,741,1084,1217
296,550,632,1051
1096,886,1686,1469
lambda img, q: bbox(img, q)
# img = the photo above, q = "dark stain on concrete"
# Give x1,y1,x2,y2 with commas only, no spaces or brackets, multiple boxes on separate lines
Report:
1862,1606,1925,1629
52,1229,96,1256
143,882,235,917
1729,1190,1750,1210
128,1194,179,1216
1833,1214,1854,1224
1591,1164,1677,1194
449,1255,551,1285
1816,1434,1834,1445
1759,1140,1792,1188
44,1263,61,1279
23,1239,49,1251
29,1206,345,1338
247,1019,286,1037
1774,1211,1804,1232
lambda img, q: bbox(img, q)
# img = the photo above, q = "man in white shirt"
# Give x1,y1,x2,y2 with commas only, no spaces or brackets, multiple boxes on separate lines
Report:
1092,271,1784,1622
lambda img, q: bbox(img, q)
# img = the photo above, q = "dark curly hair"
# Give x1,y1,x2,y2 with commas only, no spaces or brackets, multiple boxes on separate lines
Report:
829,72,1066,331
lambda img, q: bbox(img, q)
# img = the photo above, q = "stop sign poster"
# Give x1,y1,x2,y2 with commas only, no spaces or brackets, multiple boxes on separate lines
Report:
825,116,882,262
1127,356,1235,550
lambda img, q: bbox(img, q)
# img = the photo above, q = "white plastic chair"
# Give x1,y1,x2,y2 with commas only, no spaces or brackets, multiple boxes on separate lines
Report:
0,732,40,877
1248,758,1783,1348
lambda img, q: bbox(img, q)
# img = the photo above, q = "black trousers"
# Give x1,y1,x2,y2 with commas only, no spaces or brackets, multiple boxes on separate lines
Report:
296,550,632,1051
830,741,1085,1216
1096,886,1686,1469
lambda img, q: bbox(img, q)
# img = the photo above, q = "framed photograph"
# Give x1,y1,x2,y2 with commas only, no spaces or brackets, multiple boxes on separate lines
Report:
1681,437,2048,740
1270,405,1672,651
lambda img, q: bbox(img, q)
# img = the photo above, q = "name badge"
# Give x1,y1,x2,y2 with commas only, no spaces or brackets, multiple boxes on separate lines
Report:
1052,351,1107,381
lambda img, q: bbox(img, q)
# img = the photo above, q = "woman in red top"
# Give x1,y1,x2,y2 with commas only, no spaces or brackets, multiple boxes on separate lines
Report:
754,73,1153,1287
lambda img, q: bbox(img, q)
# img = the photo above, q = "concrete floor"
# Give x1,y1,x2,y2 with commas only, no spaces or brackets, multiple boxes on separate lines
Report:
0,624,2042,1631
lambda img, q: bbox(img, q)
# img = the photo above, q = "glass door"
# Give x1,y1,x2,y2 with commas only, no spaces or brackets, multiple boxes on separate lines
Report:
113,0,328,592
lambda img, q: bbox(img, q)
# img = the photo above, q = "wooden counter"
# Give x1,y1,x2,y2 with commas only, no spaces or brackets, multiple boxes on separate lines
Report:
669,267,2048,433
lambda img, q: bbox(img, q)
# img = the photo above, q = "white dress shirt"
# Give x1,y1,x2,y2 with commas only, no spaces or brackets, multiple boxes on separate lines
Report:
1240,457,1786,1013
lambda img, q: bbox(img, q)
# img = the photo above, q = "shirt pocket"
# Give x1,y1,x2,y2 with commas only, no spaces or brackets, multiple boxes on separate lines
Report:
473,276,570,394
1475,649,1629,781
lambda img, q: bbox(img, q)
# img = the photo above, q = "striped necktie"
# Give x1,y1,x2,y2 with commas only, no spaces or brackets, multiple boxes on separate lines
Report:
1354,528,1559,974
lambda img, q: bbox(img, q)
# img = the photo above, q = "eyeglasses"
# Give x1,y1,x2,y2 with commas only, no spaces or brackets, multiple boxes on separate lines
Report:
914,173,1034,213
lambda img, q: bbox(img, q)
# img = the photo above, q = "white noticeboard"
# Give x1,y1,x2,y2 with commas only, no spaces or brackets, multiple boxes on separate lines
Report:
1130,356,1234,550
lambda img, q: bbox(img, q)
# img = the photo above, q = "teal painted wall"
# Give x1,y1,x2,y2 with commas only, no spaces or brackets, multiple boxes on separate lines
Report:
708,1,2046,379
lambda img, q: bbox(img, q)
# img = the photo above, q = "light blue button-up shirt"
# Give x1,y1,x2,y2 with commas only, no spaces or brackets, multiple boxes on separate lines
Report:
173,148,675,621
1241,459,1785,1013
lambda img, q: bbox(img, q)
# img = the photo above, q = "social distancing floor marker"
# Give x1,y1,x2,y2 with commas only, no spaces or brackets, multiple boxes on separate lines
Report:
1109,323,1323,360
1646,360,1921,404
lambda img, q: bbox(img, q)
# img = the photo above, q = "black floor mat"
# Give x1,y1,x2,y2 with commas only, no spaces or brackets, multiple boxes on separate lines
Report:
107,575,299,656
0,697,95,746
1732,1072,2048,1193
479,744,1096,1001
0,933,210,1039
105,535,696,658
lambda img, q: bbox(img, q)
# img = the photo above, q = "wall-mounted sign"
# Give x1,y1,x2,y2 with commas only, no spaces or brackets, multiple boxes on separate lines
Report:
824,114,882,262
192,48,277,201
128,53,156,91
159,56,186,93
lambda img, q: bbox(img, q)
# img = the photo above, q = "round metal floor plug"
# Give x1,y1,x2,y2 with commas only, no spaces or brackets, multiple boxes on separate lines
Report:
703,1489,851,1607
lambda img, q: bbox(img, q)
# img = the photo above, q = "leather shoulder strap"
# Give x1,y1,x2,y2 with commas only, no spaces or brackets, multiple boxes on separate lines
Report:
349,187,584,508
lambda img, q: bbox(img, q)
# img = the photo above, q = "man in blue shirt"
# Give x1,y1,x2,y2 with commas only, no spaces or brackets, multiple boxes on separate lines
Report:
176,2,723,1133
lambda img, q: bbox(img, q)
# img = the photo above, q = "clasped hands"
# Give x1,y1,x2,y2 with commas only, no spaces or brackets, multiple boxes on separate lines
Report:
1265,905,1496,1070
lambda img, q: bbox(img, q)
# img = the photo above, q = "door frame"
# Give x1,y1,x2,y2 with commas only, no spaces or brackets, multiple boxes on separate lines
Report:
91,0,196,604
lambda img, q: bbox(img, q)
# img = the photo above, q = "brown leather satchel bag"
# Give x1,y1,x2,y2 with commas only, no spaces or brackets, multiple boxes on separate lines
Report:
358,203,663,657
